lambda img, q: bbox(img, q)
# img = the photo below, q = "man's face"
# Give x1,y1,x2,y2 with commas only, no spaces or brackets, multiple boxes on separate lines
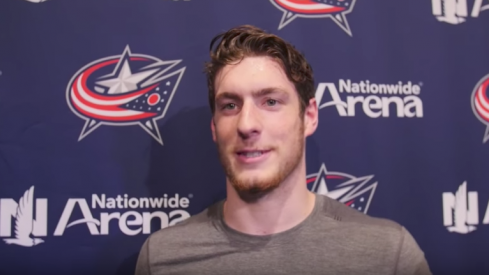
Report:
211,56,315,202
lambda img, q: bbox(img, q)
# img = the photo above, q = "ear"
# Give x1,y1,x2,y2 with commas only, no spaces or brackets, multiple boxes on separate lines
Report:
211,117,217,142
304,97,318,137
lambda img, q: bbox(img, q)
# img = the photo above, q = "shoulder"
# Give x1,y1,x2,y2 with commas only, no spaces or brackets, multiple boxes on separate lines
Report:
144,200,222,249
315,194,405,248
135,201,224,273
318,193,402,230
315,195,431,274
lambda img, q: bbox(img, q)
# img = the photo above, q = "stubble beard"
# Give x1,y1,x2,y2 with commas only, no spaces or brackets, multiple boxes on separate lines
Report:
216,123,305,203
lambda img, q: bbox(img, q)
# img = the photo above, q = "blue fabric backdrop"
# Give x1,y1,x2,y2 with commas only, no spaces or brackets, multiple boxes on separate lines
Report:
1,0,489,274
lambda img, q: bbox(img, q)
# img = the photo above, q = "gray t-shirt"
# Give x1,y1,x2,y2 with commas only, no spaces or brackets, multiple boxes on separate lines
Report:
135,194,431,275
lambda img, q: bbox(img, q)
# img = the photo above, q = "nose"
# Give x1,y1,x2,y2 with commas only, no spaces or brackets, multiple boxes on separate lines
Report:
237,101,262,140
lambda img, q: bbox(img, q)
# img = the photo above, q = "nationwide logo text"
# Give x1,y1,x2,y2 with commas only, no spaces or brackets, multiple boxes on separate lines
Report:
0,186,191,247
315,79,423,118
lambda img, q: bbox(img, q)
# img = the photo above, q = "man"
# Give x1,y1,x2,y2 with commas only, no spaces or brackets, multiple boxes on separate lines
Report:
135,25,432,275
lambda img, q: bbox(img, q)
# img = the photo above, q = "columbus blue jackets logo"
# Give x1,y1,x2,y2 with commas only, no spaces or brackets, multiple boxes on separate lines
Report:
270,0,356,36
471,73,489,143
307,163,377,213
66,46,185,145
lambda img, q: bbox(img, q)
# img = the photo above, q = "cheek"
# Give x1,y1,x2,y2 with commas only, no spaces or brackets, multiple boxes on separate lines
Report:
215,119,236,141
269,115,301,141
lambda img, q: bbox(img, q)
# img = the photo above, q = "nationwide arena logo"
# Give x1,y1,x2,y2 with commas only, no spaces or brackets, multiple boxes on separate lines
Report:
471,73,489,143
0,186,192,247
269,0,356,36
66,45,185,145
307,163,377,214
315,79,424,118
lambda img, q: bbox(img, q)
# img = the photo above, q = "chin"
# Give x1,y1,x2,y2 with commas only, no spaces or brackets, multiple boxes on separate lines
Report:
229,171,282,202
233,170,275,186
232,182,277,203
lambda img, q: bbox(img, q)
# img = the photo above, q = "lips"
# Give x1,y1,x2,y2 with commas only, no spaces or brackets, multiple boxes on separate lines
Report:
236,150,270,157
235,149,272,164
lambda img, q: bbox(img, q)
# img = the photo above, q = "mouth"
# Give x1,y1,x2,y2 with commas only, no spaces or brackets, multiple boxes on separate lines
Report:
235,149,271,163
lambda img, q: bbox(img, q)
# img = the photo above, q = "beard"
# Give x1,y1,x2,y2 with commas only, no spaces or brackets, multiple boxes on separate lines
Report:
216,122,305,203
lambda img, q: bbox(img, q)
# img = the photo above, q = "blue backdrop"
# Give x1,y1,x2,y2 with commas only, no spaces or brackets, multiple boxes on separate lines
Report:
1,0,489,274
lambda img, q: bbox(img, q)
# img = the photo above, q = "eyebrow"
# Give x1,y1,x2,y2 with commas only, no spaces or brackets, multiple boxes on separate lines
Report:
215,92,241,102
252,87,288,98
215,87,288,102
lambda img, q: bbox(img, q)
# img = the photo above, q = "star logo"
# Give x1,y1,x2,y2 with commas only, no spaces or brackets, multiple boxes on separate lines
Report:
306,163,378,214
66,46,185,145
471,73,489,143
270,0,356,36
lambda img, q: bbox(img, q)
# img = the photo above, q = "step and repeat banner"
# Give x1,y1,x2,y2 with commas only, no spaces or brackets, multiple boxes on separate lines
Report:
0,0,488,274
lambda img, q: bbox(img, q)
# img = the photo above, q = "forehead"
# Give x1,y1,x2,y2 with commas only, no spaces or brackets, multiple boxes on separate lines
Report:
214,56,295,95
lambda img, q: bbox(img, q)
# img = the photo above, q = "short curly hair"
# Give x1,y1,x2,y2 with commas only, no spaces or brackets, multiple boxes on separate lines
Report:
204,25,315,115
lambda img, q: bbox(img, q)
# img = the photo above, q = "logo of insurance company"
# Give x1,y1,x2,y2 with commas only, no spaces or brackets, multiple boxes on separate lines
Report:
471,74,489,143
307,163,377,214
432,0,489,24
315,79,424,118
269,0,356,36
66,45,185,145
1,186,191,247
1,187,46,247
442,181,489,234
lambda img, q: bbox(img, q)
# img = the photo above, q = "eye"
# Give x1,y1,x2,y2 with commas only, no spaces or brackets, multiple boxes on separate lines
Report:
266,99,277,106
223,103,237,110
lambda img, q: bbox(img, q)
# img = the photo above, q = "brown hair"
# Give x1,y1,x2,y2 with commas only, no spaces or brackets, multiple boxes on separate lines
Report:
204,25,315,115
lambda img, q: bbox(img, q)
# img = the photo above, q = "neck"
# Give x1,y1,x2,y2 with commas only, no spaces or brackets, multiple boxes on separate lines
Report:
222,162,316,236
